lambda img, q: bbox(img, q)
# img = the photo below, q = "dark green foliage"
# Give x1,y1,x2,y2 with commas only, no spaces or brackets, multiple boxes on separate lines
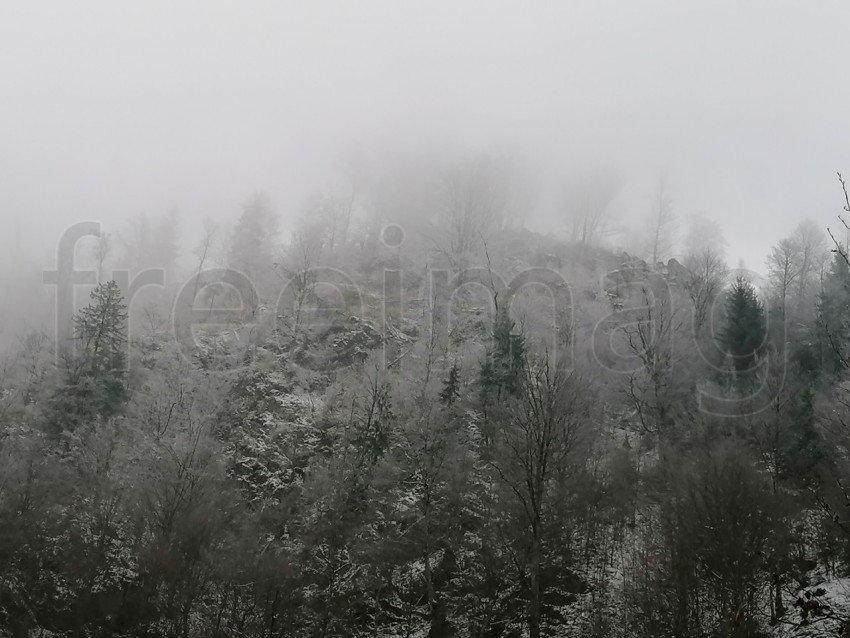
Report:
720,276,767,375
439,361,461,406
789,338,822,382
50,280,128,432
480,309,526,401
784,387,824,483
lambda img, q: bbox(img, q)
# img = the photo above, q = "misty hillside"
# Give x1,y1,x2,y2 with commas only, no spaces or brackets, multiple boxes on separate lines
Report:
3,184,850,638
5,2,850,637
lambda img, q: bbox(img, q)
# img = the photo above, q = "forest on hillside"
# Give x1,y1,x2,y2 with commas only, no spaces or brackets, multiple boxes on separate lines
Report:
4,163,850,638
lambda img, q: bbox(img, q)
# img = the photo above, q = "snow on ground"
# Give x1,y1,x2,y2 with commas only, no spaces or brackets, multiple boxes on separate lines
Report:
772,576,850,638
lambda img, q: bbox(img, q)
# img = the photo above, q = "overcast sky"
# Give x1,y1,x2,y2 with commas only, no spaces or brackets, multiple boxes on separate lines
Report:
2,1,850,270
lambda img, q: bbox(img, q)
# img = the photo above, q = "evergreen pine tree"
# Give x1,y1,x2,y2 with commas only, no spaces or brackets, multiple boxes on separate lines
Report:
480,309,526,402
720,276,767,375
52,280,128,432
439,361,461,406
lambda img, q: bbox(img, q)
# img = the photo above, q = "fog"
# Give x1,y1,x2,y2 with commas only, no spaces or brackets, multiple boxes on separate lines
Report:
2,1,850,334
7,5,850,632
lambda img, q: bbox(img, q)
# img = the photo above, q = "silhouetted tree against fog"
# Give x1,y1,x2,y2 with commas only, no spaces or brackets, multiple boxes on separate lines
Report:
276,214,325,336
228,193,277,315
791,219,828,311
721,276,767,377
190,217,218,306
644,173,677,265
303,183,357,258
766,223,828,360
562,167,620,249
120,209,181,274
618,280,694,435
680,213,728,334
437,155,519,274
682,211,726,258
683,246,728,333
766,236,802,321
91,230,111,283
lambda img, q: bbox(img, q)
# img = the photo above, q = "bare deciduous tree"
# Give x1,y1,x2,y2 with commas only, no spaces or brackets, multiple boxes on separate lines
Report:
190,218,218,307
682,212,726,258
645,174,677,265
767,237,802,315
619,283,691,435
303,184,357,259
490,357,590,638
91,230,111,283
791,219,828,311
437,155,518,273
827,172,850,267
276,218,325,336
562,167,621,249
683,247,728,332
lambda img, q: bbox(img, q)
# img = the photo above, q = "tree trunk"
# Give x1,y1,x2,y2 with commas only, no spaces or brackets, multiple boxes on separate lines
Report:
529,531,542,638
774,573,784,618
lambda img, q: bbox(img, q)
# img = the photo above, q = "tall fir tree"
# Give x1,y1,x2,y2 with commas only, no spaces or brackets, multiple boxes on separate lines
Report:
52,280,128,433
480,309,526,403
721,276,767,376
